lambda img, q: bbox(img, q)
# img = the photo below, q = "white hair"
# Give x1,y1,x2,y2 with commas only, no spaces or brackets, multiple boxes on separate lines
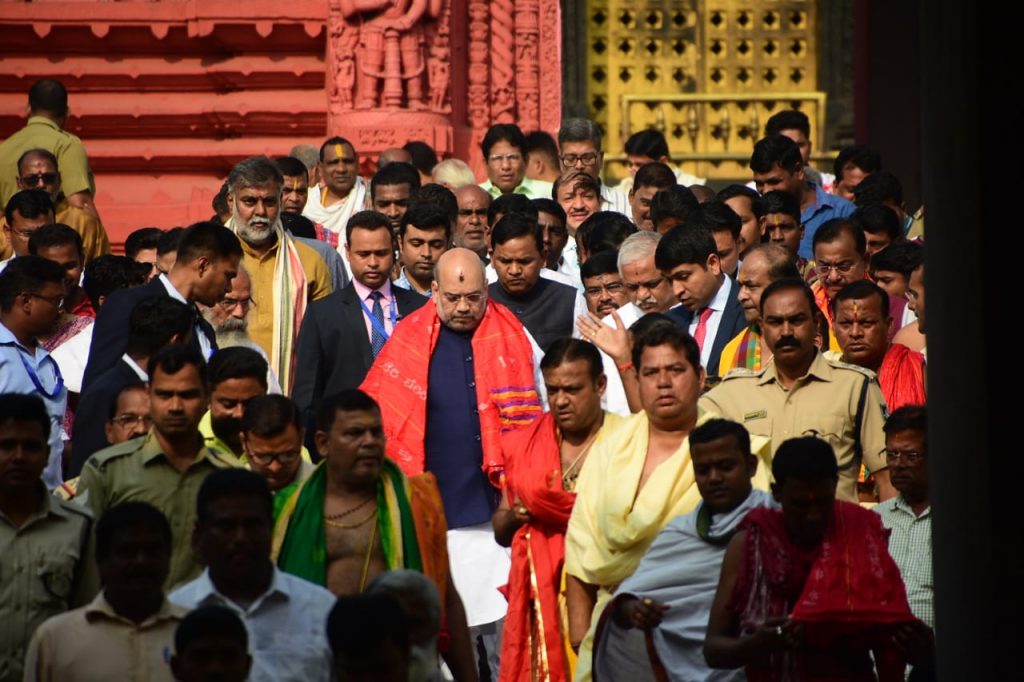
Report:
617,230,662,271
366,570,441,632
431,158,476,189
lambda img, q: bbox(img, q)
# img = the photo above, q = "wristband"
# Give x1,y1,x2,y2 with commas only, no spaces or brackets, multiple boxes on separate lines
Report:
616,360,634,372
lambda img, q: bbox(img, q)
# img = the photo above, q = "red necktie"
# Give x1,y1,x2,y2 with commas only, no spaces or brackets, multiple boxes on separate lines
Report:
694,307,714,349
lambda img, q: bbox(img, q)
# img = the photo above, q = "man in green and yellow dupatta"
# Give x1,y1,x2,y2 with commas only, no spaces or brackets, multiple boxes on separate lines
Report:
271,389,479,681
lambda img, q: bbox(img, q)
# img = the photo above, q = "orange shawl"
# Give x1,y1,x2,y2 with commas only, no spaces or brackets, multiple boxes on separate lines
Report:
499,414,573,682
360,300,542,483
878,343,926,410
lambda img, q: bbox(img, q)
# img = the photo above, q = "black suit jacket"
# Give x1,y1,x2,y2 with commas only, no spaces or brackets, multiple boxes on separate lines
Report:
82,278,216,390
68,359,143,478
666,276,746,380
292,283,427,433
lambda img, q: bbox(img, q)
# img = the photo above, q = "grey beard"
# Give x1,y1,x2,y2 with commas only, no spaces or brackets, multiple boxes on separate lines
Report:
236,215,280,247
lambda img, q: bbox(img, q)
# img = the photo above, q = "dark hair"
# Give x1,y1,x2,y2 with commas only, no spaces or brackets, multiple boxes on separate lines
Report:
319,136,355,162
853,170,903,206
580,250,619,279
870,241,923,279
633,162,676,192
525,131,560,169
812,218,866,256
578,212,637,256
631,320,701,373
28,79,68,116
399,202,451,241
756,190,801,222
832,279,890,319
17,148,59,174
281,212,316,238
481,124,527,158
108,382,148,420
227,156,283,193
175,222,241,264
212,183,230,221
884,405,927,440
410,184,458,229
96,502,171,562
488,193,535,227
273,156,309,179
158,227,186,257
558,118,604,152
852,204,901,243
0,393,50,440
124,227,163,259
175,605,248,655
327,593,409,658
241,394,302,439
758,277,818,317
531,198,566,224
28,223,82,259
772,437,839,487
0,255,65,311
197,468,273,523
146,343,208,388
551,170,600,203
749,135,803,174
764,110,810,137
654,224,717,271
402,141,438,175
540,337,603,381
833,144,883,183
745,244,801,281
208,347,268,391
690,185,716,204
491,213,543,252
687,201,741,240
345,210,392,245
371,162,421,198
716,184,760,204
648,185,698,228
317,389,381,433
125,297,194,358
4,189,54,226
689,418,751,456
624,129,670,159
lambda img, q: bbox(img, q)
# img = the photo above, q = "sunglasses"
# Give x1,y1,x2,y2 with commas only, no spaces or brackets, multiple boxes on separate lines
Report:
20,172,58,187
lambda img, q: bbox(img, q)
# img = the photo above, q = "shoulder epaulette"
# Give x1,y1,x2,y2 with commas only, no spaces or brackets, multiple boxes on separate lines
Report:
826,357,878,380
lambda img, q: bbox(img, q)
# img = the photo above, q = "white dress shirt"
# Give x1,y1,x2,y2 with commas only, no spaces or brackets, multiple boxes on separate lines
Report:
158,273,213,359
687,276,731,370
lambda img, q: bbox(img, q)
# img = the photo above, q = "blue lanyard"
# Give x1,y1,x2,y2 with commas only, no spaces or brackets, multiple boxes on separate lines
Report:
358,295,398,341
18,349,64,399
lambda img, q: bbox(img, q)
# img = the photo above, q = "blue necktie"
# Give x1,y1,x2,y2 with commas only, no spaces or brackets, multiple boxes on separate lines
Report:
369,291,386,357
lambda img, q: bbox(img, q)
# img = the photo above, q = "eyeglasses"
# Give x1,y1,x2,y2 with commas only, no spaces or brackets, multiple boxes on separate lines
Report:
560,152,599,168
441,292,485,304
110,414,153,429
815,261,858,276
216,296,253,311
247,450,301,466
885,449,926,464
584,282,625,298
19,172,58,187
26,292,64,309
487,153,522,165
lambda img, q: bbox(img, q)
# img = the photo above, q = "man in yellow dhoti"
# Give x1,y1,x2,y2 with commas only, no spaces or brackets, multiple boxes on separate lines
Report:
564,318,770,681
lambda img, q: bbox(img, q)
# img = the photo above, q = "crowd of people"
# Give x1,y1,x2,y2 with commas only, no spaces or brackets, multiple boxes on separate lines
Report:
0,78,934,681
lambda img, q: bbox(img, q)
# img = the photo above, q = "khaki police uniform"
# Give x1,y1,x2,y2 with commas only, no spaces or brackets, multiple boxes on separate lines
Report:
0,490,94,681
75,431,240,590
0,116,95,206
698,352,888,502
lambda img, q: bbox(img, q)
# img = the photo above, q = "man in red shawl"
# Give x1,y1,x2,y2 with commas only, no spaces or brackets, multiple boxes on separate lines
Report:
829,280,926,410
705,437,930,681
361,247,543,679
493,338,623,681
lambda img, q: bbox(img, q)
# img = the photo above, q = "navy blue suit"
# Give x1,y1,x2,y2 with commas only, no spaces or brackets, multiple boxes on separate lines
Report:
665,277,747,380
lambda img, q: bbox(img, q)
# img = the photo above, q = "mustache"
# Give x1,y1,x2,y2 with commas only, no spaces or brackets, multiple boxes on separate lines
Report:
774,337,800,349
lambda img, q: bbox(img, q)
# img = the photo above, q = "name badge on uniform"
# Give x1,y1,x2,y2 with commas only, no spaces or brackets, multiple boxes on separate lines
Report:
743,409,767,422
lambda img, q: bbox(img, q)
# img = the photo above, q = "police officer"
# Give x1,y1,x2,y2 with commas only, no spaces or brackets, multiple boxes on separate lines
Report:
699,277,896,503
0,394,95,681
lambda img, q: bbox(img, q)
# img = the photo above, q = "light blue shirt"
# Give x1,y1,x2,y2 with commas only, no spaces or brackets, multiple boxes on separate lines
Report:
393,268,432,298
0,322,67,488
799,181,856,259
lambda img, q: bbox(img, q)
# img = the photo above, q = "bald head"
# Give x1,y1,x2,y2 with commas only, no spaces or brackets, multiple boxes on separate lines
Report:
379,148,413,167
737,244,801,324
433,248,488,333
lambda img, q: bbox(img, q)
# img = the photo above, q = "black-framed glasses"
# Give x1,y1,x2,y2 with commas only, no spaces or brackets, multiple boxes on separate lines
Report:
248,450,301,466
584,282,625,298
26,292,64,309
560,153,599,168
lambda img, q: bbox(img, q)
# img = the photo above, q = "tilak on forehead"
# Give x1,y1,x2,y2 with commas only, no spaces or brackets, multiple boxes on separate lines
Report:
456,266,465,282
334,143,345,158
290,178,301,191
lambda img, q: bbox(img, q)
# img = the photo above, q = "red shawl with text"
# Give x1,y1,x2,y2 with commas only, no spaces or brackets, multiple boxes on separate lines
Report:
499,413,574,682
879,343,926,410
731,502,915,681
360,300,542,484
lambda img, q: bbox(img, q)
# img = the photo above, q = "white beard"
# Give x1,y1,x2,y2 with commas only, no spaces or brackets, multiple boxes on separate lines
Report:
407,640,440,682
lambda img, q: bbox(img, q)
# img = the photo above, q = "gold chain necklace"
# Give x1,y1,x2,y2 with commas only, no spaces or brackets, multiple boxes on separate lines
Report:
324,506,377,529
559,422,603,491
324,496,374,522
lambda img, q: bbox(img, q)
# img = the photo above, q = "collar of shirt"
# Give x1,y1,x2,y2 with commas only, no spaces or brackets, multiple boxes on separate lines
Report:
85,592,187,628
0,483,72,530
121,353,149,381
893,495,931,519
190,566,291,615
158,273,188,304
707,275,731,313
0,320,36,355
757,350,833,386
395,268,432,297
351,277,393,306
198,410,241,460
238,230,282,263
137,430,233,468
804,181,843,217
27,115,60,132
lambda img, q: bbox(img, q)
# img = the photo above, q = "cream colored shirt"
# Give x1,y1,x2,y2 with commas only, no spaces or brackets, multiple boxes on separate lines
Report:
23,593,185,682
